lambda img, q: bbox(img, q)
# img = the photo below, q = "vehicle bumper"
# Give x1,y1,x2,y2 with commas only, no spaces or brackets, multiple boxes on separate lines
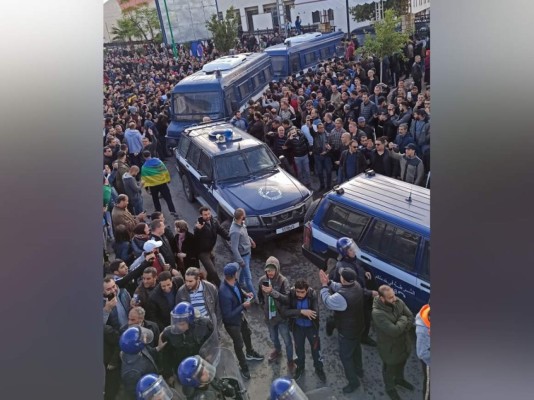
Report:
302,245,329,271
247,222,304,244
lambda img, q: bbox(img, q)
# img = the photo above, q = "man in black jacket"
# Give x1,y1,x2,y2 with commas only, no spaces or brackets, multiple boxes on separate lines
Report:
338,140,368,183
146,271,184,331
319,268,365,394
193,206,230,288
369,136,394,177
284,127,311,188
277,278,325,382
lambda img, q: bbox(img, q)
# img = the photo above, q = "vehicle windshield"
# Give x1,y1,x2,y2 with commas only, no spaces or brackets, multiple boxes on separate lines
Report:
173,92,221,120
270,56,287,78
214,146,278,182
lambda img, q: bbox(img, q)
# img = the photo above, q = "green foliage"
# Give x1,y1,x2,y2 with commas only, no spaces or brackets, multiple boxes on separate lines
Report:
206,6,239,54
111,18,137,42
350,0,411,23
361,9,409,60
114,1,161,42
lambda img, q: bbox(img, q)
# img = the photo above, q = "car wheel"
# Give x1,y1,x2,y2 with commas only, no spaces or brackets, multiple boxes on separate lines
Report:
304,199,321,223
181,174,195,202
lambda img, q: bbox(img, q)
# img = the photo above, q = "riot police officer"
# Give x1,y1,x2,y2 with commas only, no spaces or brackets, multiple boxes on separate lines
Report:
160,302,214,386
119,325,166,399
270,377,338,400
178,355,247,400
136,373,184,400
329,237,379,346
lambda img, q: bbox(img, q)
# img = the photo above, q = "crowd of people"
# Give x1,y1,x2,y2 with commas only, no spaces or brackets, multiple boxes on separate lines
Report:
102,36,431,400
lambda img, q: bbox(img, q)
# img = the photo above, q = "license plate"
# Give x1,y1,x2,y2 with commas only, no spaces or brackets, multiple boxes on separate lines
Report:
276,222,300,234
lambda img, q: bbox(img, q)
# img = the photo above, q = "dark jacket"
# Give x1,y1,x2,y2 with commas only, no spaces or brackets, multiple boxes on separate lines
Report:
193,217,230,253
334,282,365,339
146,276,184,330
104,325,120,367
114,259,149,296
131,235,149,258
151,233,177,271
120,347,160,398
133,283,157,314
218,280,248,327
372,296,414,364
277,287,320,332
394,133,415,154
257,256,291,326
409,118,430,155
369,149,393,177
174,231,199,270
176,279,222,326
247,120,265,141
284,131,309,158
160,317,214,378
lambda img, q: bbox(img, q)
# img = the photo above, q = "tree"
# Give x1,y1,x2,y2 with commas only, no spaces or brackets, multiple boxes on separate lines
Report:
360,9,410,83
119,1,161,41
206,6,239,54
111,18,138,42
350,0,411,23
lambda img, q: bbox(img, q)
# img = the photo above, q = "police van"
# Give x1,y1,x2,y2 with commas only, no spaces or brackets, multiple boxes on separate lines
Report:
264,31,345,81
175,122,313,242
166,52,273,148
302,172,430,312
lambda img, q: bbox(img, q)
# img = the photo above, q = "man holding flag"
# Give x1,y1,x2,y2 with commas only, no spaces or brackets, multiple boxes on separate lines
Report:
140,150,178,218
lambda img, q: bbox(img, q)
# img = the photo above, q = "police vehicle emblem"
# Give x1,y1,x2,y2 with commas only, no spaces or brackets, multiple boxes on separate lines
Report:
258,186,282,200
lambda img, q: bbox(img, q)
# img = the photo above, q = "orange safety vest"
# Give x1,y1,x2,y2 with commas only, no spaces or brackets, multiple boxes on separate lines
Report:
419,304,430,334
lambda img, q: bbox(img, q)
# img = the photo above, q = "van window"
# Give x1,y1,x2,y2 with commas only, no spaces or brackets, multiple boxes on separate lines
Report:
361,220,420,272
177,137,191,158
289,54,300,74
304,51,317,65
238,81,252,99
420,240,430,281
197,152,212,179
322,204,371,242
187,144,202,170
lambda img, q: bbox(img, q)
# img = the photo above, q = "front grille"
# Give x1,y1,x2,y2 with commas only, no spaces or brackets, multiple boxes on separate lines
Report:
261,204,306,227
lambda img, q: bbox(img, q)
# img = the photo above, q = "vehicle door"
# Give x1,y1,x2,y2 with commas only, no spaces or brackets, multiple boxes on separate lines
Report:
196,151,218,210
183,143,207,198
415,239,431,309
357,219,423,311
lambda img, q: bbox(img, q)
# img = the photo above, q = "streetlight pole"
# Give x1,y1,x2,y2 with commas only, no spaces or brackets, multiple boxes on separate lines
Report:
161,0,177,59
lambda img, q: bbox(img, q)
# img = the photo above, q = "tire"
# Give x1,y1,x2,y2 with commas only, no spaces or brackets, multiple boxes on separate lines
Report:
304,199,321,223
181,174,195,202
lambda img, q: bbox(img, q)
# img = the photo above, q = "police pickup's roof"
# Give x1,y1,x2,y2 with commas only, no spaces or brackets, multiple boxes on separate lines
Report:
328,173,430,236
184,122,262,156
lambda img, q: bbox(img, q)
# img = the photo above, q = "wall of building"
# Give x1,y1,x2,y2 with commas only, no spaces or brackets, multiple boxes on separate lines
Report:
103,0,157,43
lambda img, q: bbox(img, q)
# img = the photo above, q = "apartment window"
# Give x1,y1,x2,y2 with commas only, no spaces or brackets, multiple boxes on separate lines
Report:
327,9,334,21
312,11,320,23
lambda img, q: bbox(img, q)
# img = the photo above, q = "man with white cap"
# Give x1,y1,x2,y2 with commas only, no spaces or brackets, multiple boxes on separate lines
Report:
218,262,264,380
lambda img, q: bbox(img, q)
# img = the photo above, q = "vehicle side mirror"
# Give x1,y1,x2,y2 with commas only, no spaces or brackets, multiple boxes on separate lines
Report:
199,176,212,184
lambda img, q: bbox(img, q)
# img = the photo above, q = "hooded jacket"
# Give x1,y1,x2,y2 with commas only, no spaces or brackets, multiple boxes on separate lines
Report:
372,296,414,365
257,256,291,326
415,304,431,366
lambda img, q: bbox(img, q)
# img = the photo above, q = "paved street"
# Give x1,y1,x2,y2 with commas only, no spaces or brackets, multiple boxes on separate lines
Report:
139,154,424,400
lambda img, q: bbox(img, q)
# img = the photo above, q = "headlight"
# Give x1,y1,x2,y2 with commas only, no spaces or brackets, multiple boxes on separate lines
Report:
245,216,261,227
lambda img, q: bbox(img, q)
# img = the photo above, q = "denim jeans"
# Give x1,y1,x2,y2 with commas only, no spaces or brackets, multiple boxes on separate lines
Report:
294,155,311,186
238,253,256,298
267,320,294,361
313,154,333,188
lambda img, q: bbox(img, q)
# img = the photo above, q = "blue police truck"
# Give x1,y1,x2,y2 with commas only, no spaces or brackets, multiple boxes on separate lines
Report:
166,52,273,148
264,31,346,81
